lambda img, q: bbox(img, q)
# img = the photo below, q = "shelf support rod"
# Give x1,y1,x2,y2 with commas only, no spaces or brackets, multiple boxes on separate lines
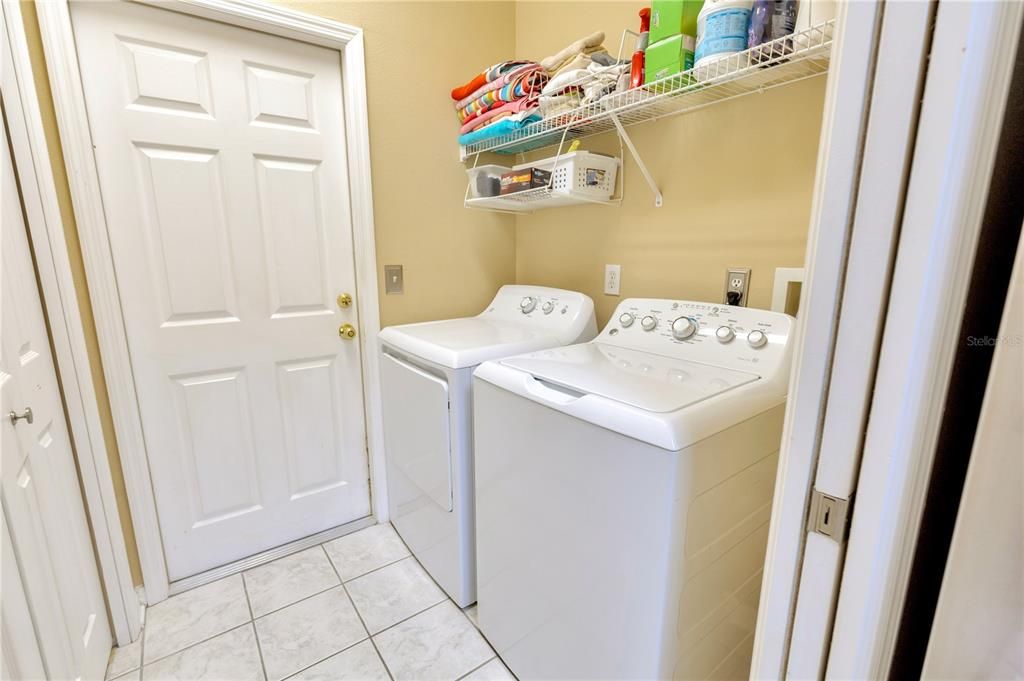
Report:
609,113,663,208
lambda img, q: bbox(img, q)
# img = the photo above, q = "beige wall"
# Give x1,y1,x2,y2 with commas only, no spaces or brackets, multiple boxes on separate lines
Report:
279,1,518,328
514,2,825,326
17,0,823,590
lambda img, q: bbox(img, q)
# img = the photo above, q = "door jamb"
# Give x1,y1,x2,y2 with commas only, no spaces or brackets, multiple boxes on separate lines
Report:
35,0,386,605
1,0,142,644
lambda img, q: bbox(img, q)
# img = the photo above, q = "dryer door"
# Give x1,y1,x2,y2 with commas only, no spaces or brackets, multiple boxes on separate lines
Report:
381,353,453,512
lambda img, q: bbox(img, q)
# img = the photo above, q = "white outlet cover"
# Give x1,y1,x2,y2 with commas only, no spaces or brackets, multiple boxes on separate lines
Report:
604,264,621,296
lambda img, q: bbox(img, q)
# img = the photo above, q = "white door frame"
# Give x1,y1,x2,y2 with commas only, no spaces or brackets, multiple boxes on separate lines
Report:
35,0,386,605
2,0,141,644
750,1,884,675
826,1,1023,676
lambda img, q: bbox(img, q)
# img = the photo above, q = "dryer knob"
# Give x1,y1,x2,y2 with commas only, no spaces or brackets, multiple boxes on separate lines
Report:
671,316,696,340
641,315,658,331
747,329,768,348
520,296,537,313
542,300,555,314
716,326,735,343
619,312,635,327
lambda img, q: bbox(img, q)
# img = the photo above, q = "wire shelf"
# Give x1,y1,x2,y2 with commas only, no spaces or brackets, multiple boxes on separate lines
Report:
465,186,620,213
462,20,835,157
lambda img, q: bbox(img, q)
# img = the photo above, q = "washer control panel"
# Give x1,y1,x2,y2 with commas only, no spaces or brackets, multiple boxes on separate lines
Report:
479,285,598,341
598,299,794,373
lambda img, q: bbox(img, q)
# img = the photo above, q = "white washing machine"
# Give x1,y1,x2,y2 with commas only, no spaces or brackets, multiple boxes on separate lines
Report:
378,285,596,607
473,298,794,680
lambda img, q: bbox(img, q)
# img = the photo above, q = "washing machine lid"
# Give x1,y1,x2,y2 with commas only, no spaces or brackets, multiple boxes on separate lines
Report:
379,317,557,369
499,342,759,413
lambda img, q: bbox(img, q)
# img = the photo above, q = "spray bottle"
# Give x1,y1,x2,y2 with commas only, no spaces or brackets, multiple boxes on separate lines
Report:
629,7,652,89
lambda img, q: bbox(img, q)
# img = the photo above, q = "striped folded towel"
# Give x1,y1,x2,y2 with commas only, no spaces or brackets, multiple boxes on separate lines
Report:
450,60,532,101
457,68,548,122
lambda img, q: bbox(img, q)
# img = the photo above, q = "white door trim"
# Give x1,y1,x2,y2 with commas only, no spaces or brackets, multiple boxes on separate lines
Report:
826,1,1024,676
749,2,884,676
35,0,385,605
1,0,141,644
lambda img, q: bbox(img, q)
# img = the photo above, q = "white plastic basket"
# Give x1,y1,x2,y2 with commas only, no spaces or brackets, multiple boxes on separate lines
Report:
515,151,619,201
465,164,509,198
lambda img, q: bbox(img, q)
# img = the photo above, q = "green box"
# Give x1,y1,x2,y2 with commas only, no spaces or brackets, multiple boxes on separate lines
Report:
644,33,695,86
649,0,702,45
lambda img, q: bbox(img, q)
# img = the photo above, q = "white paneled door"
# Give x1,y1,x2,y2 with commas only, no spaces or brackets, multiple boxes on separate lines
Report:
2,125,111,680
70,0,371,580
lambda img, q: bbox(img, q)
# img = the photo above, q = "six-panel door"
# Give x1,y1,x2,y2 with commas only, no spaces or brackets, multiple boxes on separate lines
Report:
71,0,371,580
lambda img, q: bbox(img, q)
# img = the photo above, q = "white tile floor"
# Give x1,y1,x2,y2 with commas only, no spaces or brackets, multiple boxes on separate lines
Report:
107,523,515,681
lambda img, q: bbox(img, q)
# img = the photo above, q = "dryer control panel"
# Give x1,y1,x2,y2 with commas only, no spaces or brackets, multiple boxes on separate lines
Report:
478,285,598,344
598,299,794,376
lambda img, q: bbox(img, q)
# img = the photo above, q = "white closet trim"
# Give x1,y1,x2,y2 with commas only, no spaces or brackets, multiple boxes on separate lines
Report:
1,0,141,644
35,0,385,605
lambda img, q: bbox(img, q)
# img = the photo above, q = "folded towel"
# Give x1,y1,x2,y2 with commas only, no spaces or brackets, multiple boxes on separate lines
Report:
540,31,605,72
541,61,630,106
460,98,538,135
458,68,548,121
543,66,591,96
458,112,542,146
454,63,542,110
548,45,609,76
538,91,583,118
451,60,531,101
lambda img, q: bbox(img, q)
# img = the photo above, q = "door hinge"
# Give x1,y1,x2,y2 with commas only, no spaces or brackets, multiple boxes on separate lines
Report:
808,489,853,543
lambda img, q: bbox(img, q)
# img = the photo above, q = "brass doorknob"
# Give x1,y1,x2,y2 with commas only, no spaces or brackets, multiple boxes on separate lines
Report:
338,323,357,340
337,293,353,308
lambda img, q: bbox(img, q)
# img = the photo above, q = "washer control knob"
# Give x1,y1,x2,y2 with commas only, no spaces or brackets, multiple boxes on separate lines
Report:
619,312,635,327
542,300,555,314
520,296,537,313
641,315,658,331
716,326,735,343
747,329,768,348
671,317,696,340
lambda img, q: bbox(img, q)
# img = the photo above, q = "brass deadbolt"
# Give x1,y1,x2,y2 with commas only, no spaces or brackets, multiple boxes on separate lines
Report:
337,293,353,308
338,323,357,340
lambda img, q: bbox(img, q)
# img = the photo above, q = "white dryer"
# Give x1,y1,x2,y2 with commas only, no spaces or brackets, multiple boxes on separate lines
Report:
473,298,794,680
378,285,596,607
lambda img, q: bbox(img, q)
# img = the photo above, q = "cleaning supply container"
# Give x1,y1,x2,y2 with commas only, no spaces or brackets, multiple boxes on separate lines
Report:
695,0,754,71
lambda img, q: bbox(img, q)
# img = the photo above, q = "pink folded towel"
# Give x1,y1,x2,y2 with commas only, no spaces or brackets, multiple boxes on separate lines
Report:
459,98,538,135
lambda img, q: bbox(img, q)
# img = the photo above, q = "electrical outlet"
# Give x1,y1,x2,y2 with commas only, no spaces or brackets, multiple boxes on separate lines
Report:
384,265,404,294
724,268,750,306
604,264,621,296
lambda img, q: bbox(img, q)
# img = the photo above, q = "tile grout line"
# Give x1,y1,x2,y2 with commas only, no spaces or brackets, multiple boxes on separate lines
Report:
279,635,375,681
245,548,411,624
454,656,499,681
340,553,412,584
139,621,254,673
321,543,396,681
241,572,270,681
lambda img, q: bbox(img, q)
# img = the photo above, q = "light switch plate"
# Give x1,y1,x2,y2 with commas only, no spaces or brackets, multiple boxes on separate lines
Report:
604,264,621,296
384,265,404,295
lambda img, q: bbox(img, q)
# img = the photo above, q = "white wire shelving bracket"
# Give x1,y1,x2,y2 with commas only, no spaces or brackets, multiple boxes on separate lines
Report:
460,20,834,208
